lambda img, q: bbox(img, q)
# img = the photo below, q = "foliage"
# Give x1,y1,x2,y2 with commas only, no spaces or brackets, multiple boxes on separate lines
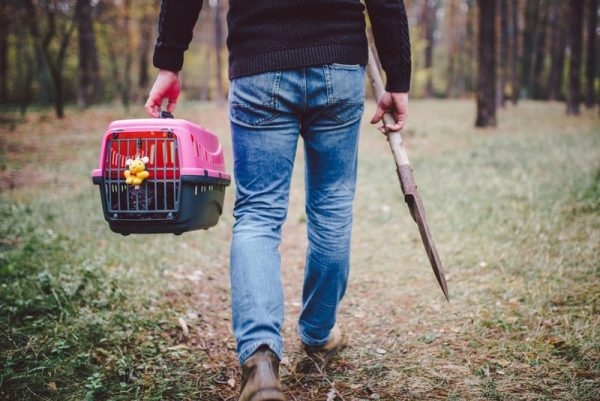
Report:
0,1,597,118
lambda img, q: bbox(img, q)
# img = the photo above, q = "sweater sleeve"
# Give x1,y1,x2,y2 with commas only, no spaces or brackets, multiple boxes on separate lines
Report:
153,0,204,71
365,0,412,92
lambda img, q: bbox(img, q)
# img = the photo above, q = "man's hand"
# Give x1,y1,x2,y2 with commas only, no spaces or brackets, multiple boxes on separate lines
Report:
145,70,181,118
370,92,408,133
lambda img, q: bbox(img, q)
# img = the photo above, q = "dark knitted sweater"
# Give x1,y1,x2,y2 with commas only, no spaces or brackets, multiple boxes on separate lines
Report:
153,0,411,92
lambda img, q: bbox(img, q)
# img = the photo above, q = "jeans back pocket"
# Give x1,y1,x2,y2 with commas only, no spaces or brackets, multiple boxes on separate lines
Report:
229,71,282,127
323,64,366,123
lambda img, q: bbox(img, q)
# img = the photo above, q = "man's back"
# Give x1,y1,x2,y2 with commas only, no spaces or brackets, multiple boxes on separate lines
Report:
226,0,367,79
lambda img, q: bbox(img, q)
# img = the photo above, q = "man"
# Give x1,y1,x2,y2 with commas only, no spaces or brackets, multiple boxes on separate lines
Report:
145,1,411,399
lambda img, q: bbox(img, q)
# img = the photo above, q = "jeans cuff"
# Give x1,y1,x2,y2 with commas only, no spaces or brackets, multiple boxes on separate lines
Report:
297,326,330,347
238,339,284,366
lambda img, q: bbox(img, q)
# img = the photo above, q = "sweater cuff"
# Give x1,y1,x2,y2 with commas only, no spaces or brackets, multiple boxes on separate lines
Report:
385,72,411,93
153,46,185,72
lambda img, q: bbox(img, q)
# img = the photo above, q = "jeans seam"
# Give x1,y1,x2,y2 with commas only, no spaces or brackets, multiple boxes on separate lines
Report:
323,104,365,125
300,67,306,113
229,103,279,127
269,70,282,110
322,64,333,104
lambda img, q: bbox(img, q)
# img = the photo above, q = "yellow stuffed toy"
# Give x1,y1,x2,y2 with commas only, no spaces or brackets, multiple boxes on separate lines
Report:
124,156,150,188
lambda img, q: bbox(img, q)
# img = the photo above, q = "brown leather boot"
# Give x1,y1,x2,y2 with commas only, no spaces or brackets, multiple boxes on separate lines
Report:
297,325,344,374
239,346,286,401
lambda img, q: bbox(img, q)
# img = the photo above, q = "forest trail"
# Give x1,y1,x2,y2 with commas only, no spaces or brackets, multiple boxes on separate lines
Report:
1,100,599,400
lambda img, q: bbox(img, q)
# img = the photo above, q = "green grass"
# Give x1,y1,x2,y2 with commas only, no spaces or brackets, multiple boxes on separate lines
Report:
1,100,599,400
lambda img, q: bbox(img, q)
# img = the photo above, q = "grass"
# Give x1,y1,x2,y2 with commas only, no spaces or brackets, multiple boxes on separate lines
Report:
0,100,599,400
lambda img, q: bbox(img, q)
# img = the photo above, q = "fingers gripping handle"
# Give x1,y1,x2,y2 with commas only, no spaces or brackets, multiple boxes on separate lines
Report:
366,47,410,167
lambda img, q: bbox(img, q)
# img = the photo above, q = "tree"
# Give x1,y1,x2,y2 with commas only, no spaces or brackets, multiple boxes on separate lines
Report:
23,0,77,118
521,0,541,98
422,0,435,97
497,0,509,107
213,0,225,106
567,0,584,115
76,0,101,107
510,0,519,104
9,3,35,115
585,0,598,108
548,0,567,100
138,0,159,90
476,0,497,127
532,0,549,99
0,0,10,104
103,0,133,108
446,0,458,97
464,0,479,95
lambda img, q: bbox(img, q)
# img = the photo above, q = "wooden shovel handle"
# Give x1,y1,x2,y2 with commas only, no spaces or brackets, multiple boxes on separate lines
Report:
366,47,410,167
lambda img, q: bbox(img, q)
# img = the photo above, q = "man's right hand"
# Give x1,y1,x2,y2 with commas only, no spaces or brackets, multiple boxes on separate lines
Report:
145,70,181,118
370,91,409,133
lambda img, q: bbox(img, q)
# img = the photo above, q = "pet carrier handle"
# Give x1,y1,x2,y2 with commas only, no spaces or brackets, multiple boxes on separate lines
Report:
160,111,174,119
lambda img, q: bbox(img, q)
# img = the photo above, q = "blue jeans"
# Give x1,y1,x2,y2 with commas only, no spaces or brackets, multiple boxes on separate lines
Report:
228,64,365,365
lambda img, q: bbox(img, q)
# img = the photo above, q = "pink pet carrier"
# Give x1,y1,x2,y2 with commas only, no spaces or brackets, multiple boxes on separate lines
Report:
91,112,230,235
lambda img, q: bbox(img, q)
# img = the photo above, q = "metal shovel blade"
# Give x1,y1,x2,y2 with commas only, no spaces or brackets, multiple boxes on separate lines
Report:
366,46,449,301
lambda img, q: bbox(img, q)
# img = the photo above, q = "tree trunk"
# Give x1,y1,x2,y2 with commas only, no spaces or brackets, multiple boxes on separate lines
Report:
17,37,34,116
122,0,132,108
548,0,567,100
138,1,159,91
0,0,9,104
422,0,434,97
521,0,539,98
138,12,154,89
566,0,584,115
446,0,457,98
510,0,519,104
14,13,34,116
464,2,478,94
214,0,225,106
585,0,598,108
497,0,509,107
532,0,550,99
454,1,468,96
476,0,497,127
23,0,76,119
76,0,100,107
52,69,65,118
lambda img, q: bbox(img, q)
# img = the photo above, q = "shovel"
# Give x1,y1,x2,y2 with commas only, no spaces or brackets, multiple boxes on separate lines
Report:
366,46,449,301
